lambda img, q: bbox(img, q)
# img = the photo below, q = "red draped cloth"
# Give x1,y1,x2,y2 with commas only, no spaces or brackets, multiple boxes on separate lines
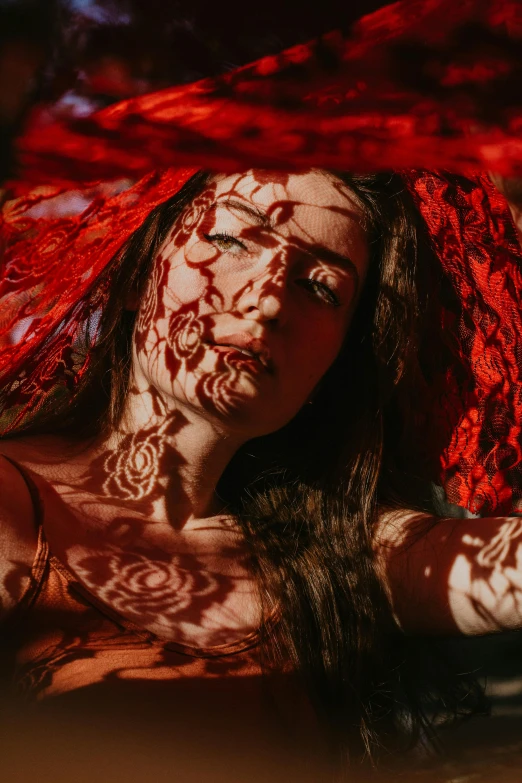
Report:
0,0,521,514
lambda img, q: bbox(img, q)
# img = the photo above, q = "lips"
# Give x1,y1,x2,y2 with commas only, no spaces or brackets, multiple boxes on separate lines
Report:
208,333,273,372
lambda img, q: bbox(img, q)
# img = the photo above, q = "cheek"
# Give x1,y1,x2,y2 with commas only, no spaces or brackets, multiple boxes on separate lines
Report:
310,316,347,356
294,318,347,384
163,238,233,310
166,262,207,308
153,228,216,306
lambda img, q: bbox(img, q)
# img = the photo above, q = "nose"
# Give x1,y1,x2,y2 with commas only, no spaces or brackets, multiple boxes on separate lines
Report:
236,267,288,324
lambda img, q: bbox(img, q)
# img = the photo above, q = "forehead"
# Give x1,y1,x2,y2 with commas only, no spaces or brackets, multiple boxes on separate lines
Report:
209,169,368,271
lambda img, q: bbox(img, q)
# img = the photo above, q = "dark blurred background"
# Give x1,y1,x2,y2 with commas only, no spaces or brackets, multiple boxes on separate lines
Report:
0,0,391,181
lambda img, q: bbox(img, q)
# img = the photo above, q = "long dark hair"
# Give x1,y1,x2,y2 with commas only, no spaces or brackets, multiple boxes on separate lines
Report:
19,170,479,769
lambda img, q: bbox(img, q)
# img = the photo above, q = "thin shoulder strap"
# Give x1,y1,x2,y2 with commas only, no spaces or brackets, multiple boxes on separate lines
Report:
0,454,49,620
1,453,44,532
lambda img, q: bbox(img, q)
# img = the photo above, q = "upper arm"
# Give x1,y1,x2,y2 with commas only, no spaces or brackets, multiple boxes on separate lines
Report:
0,455,39,622
375,508,522,636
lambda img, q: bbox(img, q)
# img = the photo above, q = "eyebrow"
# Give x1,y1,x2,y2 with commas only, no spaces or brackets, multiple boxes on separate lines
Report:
308,245,360,287
211,199,272,227
211,198,360,284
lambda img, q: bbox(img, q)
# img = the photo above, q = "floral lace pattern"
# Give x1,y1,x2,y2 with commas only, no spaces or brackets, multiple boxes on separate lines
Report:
1,0,522,513
405,171,522,513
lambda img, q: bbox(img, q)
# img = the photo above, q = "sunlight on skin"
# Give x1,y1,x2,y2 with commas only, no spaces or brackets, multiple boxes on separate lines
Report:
373,175,522,638
377,511,522,635
449,519,522,634
132,169,367,435
99,168,369,526
0,169,370,649
2,169,522,699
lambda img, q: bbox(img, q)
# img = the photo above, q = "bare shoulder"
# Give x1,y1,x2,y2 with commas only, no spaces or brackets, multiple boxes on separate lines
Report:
0,446,40,621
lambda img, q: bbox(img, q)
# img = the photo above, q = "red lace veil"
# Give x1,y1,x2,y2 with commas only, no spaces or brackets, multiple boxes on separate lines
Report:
1,0,521,514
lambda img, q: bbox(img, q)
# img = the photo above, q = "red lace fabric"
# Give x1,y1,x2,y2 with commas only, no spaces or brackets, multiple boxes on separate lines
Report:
404,171,522,513
0,168,198,433
1,0,521,513
11,0,522,181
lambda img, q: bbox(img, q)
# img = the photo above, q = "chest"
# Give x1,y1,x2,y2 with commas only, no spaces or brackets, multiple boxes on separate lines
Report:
31,476,262,648
3,573,327,782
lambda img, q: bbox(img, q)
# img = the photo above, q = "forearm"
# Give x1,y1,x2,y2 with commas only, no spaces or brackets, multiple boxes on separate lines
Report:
375,509,522,636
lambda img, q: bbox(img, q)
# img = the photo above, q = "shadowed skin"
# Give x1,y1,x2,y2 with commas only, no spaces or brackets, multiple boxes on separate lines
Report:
0,169,368,649
2,171,522,783
2,168,522,661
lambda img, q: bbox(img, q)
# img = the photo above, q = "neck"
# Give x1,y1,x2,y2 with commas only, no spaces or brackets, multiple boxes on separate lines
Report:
80,382,246,529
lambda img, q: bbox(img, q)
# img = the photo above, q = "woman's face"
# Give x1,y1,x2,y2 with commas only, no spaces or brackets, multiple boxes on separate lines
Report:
133,169,369,437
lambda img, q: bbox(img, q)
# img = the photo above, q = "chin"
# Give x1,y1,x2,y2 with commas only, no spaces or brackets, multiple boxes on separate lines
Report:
182,392,289,439
168,367,298,434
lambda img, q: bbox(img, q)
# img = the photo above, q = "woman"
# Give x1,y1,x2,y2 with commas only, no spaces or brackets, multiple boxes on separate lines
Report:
2,0,522,777
0,166,441,780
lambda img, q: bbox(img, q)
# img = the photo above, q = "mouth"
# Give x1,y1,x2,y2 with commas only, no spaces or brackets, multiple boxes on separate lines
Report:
206,336,274,373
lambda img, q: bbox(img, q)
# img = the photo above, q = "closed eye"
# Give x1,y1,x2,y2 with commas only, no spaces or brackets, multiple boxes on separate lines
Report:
297,278,341,307
204,232,248,254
